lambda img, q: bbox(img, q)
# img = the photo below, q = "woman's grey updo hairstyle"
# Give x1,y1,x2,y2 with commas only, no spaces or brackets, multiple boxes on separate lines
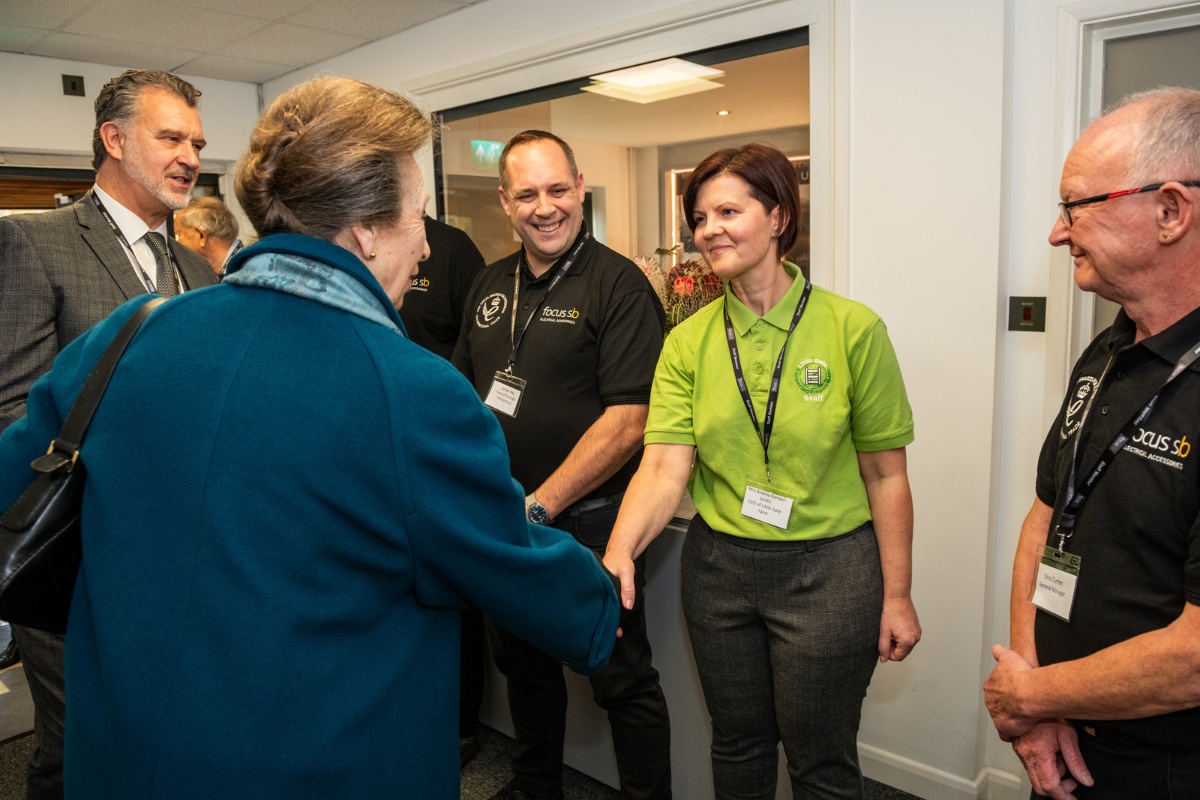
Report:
236,77,434,241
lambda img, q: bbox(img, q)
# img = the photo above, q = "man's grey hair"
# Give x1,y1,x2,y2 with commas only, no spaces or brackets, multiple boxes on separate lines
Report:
1110,87,1200,185
176,196,239,241
92,70,201,171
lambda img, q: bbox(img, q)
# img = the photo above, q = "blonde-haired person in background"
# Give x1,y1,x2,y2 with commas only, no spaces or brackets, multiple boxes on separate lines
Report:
174,195,242,276
0,76,620,800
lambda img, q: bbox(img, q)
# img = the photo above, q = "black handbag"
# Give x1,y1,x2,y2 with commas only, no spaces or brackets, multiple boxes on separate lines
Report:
0,298,166,634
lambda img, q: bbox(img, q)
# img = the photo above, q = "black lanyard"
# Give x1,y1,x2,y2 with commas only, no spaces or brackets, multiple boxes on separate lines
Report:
723,279,813,482
91,193,176,293
505,232,590,372
1055,337,1200,553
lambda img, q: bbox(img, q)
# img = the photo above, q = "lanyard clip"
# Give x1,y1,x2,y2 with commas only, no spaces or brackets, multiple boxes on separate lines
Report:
1054,526,1071,557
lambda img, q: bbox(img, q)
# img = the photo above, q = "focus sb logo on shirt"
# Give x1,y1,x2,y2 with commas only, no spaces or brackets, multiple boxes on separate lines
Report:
1060,376,1100,440
1122,426,1191,472
409,276,431,293
540,304,580,324
475,293,509,328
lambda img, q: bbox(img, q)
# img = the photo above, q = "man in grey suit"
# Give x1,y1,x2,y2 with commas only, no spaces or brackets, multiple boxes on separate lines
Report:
0,69,216,800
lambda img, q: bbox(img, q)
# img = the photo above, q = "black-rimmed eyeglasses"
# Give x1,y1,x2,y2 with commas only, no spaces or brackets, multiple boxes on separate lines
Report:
1058,180,1200,227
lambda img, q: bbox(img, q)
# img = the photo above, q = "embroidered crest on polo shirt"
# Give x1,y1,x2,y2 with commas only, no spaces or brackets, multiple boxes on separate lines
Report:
539,304,580,324
409,276,431,293
794,358,831,401
475,293,508,328
1060,375,1100,440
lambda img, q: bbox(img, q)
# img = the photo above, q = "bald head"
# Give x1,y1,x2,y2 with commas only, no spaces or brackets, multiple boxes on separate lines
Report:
1104,88,1200,185
1051,87,1200,336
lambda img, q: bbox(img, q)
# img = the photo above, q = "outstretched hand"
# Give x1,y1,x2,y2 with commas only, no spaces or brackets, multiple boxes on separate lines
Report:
602,552,638,611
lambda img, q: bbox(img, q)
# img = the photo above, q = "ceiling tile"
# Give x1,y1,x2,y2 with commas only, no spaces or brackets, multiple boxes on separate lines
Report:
28,31,204,73
174,52,295,83
0,26,53,52
63,0,268,52
0,0,95,29
217,22,366,68
170,0,316,21
286,0,462,40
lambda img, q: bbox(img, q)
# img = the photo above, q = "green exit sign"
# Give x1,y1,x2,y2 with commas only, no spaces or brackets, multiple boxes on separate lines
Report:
471,140,503,169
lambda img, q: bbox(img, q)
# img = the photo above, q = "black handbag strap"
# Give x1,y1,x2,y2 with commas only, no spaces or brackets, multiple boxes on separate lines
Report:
39,298,167,468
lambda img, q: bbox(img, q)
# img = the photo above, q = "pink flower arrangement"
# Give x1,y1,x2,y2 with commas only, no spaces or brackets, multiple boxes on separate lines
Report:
635,246,725,333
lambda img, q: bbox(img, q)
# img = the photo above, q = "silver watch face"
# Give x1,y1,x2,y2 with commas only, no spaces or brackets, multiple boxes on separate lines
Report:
528,502,550,525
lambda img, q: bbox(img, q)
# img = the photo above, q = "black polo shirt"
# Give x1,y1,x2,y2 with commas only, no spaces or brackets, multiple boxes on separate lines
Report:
451,228,665,499
398,218,486,360
1035,304,1200,749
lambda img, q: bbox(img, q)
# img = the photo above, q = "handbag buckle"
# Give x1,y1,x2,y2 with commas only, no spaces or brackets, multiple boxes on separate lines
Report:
31,442,80,475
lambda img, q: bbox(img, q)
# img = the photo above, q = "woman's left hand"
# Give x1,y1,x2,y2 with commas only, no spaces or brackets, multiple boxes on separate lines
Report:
878,595,921,663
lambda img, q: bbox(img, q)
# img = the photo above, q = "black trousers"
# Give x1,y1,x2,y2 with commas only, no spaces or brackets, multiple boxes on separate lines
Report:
460,608,486,738
488,496,672,800
1033,725,1200,800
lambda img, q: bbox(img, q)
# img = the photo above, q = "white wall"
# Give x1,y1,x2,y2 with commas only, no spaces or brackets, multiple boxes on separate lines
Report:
845,0,1007,794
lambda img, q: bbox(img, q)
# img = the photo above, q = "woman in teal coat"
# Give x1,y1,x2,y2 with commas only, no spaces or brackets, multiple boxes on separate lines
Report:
0,77,619,799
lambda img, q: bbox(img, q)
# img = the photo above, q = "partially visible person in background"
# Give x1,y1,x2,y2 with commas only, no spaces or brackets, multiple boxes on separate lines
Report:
174,195,243,276
0,76,620,800
605,142,919,800
395,215,488,766
0,68,215,800
399,217,486,359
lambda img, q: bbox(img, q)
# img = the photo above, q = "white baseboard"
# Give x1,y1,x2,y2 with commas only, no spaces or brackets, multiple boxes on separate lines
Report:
860,744,1028,800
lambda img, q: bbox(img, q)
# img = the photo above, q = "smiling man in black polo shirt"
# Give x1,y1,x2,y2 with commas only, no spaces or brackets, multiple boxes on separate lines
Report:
985,88,1200,800
452,130,670,800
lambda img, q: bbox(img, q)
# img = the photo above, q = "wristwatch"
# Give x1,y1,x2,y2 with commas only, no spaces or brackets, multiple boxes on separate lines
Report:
526,494,551,525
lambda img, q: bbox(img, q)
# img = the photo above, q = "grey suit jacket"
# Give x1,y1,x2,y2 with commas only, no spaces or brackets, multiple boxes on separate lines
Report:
0,190,217,432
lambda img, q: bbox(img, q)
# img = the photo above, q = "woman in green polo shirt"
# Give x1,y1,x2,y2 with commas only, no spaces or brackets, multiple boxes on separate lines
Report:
604,143,920,799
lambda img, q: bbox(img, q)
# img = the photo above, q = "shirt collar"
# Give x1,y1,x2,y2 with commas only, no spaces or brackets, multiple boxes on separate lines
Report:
1110,302,1200,368
511,222,592,281
92,184,168,242
724,261,806,336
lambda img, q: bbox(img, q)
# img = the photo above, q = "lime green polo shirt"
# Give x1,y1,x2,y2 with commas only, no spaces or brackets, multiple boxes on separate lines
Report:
645,263,914,541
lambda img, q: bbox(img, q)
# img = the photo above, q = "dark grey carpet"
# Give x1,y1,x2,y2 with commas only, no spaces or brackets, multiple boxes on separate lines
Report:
463,724,922,799
0,713,923,799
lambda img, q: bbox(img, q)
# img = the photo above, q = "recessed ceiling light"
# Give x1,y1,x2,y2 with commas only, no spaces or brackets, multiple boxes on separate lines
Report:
582,58,726,104
717,110,731,116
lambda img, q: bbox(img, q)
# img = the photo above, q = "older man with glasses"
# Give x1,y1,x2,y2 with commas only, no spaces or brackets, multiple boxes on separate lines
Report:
985,87,1200,800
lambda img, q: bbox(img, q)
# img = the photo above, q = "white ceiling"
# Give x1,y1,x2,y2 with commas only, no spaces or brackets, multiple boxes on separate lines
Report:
1,2,807,149
446,47,810,150
0,0,491,84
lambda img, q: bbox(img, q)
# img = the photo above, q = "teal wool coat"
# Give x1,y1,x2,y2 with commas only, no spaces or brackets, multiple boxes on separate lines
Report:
0,234,619,799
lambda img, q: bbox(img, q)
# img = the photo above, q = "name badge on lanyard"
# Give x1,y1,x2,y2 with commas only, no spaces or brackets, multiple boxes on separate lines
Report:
485,371,526,418
1031,547,1080,621
487,235,589,418
725,280,812,530
740,478,794,530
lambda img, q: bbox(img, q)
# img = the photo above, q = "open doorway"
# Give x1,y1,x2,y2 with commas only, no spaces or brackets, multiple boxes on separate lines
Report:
434,30,809,274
